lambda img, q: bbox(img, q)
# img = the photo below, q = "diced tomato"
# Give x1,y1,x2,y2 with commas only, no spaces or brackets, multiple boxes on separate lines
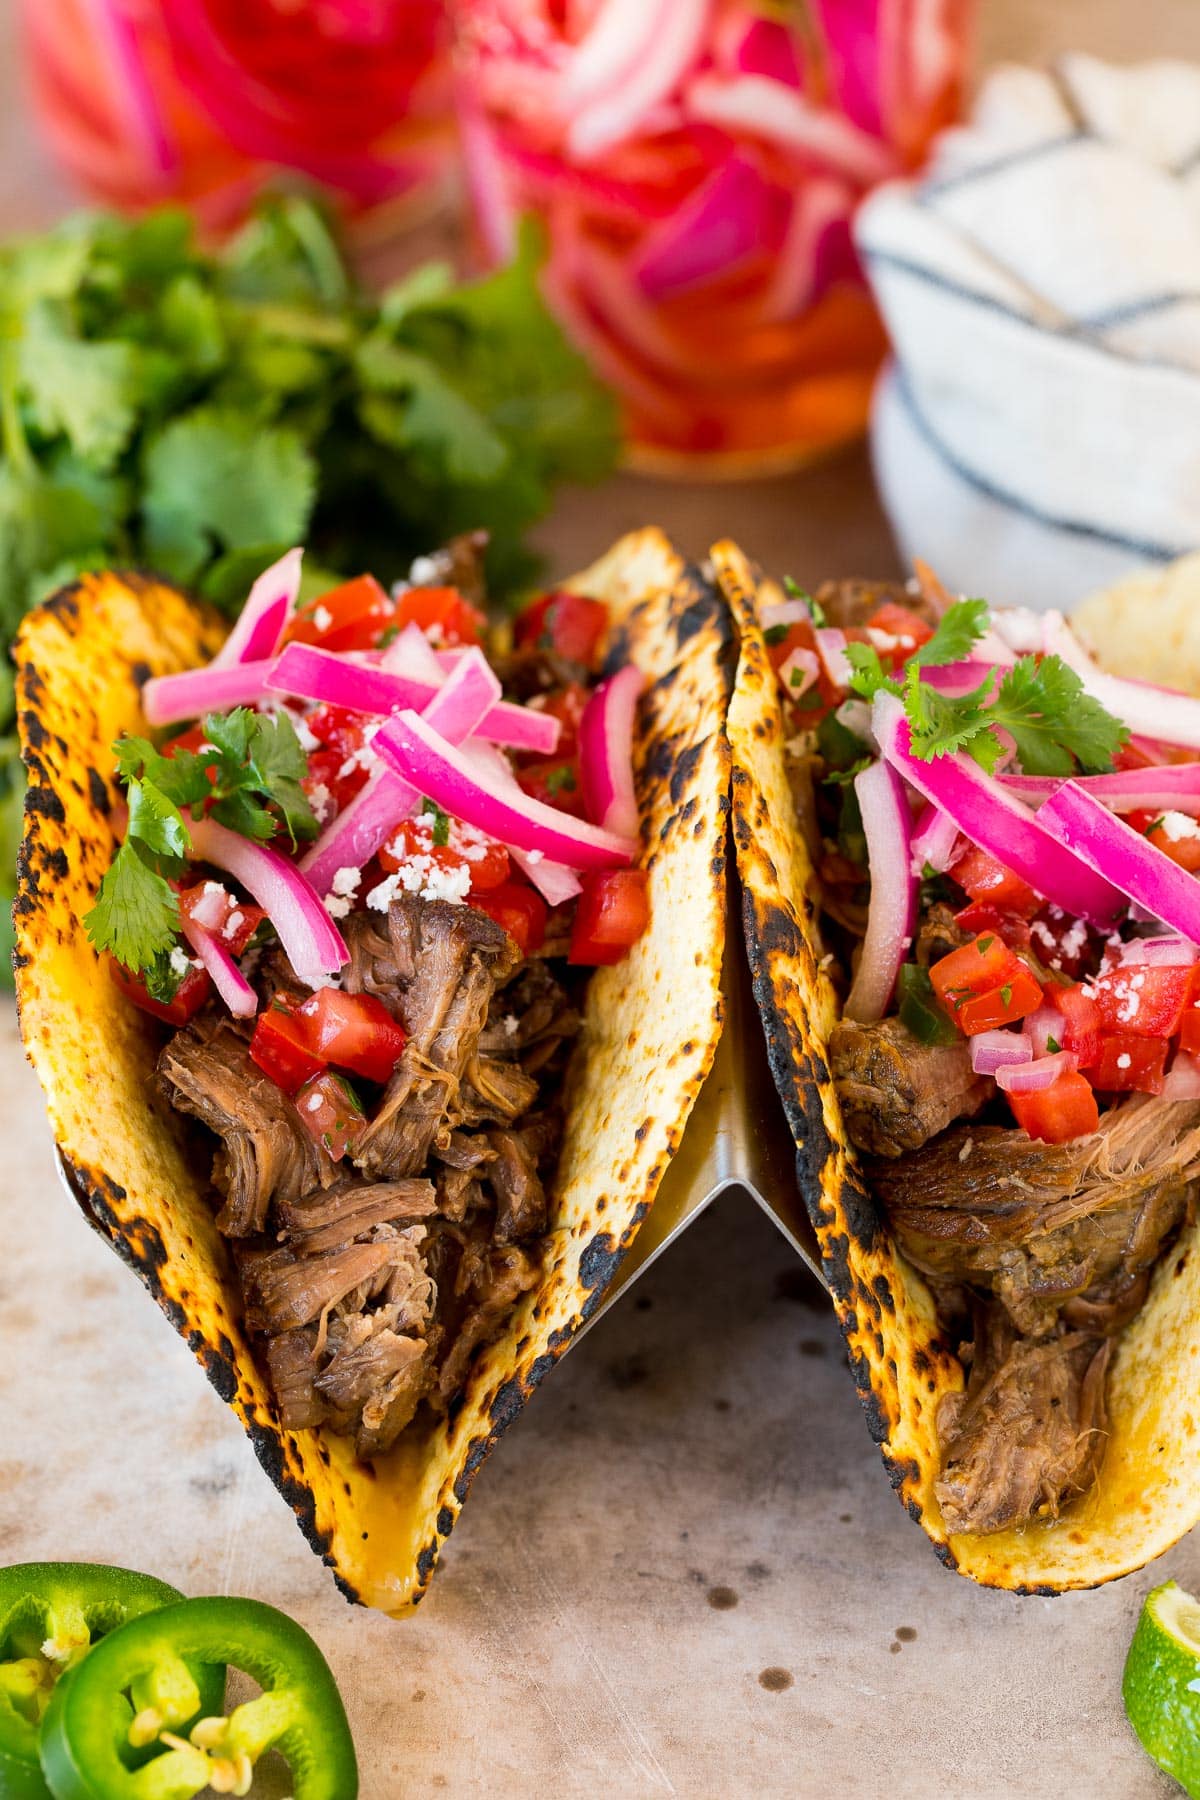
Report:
177,883,265,957
952,903,1033,950
377,819,511,893
516,758,587,818
568,869,651,966
1007,1070,1100,1143
283,575,393,653
1179,999,1200,1056
393,586,484,646
956,967,1044,1034
470,882,547,956
293,1071,366,1162
765,616,839,715
294,988,406,1085
863,602,934,668
930,933,1023,1015
302,747,369,816
109,957,211,1027
250,1005,326,1094
516,590,608,667
950,844,1041,918
1087,1035,1168,1094
1091,964,1192,1038
1147,820,1200,872
304,705,367,757
516,682,589,765
1045,983,1103,1065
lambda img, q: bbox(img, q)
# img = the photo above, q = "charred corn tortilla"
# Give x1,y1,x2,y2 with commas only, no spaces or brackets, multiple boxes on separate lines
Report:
715,537,1200,1592
14,531,731,1614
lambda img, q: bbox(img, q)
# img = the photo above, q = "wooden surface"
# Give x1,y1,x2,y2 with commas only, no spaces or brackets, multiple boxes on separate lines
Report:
4,4,1200,1796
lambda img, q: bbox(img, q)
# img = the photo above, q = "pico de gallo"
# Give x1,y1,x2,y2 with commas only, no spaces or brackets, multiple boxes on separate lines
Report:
765,565,1200,1537
84,542,650,1461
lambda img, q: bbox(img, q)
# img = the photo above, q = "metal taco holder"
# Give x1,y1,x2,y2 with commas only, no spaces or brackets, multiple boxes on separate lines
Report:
581,858,825,1335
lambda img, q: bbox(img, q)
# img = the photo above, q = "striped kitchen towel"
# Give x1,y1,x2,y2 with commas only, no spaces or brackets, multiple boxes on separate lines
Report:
855,55,1200,610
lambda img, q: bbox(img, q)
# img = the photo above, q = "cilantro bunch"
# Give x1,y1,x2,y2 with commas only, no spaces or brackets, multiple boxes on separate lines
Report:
85,709,317,999
0,195,618,982
845,599,1127,775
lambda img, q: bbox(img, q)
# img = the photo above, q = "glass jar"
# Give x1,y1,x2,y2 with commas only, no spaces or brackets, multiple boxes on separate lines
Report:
454,0,973,472
22,0,455,241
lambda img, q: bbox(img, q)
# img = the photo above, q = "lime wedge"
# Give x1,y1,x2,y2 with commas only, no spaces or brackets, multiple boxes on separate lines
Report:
1124,1581,1200,1796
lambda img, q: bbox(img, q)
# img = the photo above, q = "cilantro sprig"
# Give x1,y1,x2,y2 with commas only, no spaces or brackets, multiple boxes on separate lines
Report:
846,596,1127,776
85,707,317,988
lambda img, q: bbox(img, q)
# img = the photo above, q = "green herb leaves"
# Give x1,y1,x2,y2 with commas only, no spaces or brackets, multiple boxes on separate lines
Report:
845,596,1128,776
85,707,316,977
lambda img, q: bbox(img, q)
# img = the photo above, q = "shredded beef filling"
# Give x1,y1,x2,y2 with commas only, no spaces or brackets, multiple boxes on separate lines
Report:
159,892,579,1460
834,1051,1200,1530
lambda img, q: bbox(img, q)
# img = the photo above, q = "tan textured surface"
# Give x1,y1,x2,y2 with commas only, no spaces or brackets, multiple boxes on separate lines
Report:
13,540,729,1614
2,0,1199,1789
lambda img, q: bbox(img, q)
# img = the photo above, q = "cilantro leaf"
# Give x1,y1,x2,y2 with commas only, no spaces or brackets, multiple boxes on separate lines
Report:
18,299,144,470
126,779,189,862
845,642,900,703
911,597,990,669
903,653,1127,774
783,575,825,627
84,838,179,969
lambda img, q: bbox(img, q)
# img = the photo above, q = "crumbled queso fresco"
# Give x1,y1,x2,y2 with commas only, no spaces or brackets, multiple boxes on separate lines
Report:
1158,810,1200,842
367,857,472,911
324,866,362,920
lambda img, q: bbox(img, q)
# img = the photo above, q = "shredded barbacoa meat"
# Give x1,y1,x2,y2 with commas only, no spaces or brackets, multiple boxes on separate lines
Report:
833,1036,1200,1528
159,892,579,1460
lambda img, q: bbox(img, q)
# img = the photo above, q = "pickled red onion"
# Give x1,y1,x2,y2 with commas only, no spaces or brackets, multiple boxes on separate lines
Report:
844,755,915,1023
211,547,301,669
579,665,643,840
187,814,347,989
179,913,257,1018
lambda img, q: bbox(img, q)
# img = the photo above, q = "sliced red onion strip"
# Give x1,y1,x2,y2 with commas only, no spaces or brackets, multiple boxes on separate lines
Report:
759,598,814,633
187,814,348,989
1038,779,1200,943
380,621,445,684
142,658,276,727
375,711,634,871
179,913,257,1018
299,649,502,897
568,0,710,162
909,802,960,875
872,693,1126,927
971,1030,1033,1076
988,607,1046,655
844,757,916,1023
688,72,896,184
814,626,852,691
212,548,302,669
1118,935,1199,966
269,643,560,756
458,742,584,904
919,661,1000,698
995,1050,1078,1094
579,665,642,840
1043,613,1200,752
1001,764,1200,815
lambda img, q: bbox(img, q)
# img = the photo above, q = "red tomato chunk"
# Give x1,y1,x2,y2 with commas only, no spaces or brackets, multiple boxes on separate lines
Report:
1091,965,1191,1039
569,870,651,967
951,844,1041,918
516,591,608,668
110,957,211,1027
470,882,547,957
1008,1071,1100,1143
284,575,393,653
1087,1035,1168,1095
295,989,407,1086
294,1072,366,1162
250,1006,325,1094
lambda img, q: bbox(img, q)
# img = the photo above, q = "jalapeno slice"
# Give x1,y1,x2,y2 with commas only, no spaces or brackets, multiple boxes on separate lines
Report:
0,1563,217,1800
39,1597,357,1800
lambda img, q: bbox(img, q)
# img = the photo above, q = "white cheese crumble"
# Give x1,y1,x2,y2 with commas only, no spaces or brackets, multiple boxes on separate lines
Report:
1158,810,1200,842
866,626,915,653
306,1090,324,1112
324,866,361,920
407,554,439,586
503,1014,520,1037
168,946,191,977
292,712,320,752
307,781,334,823
1116,1052,1132,1070
223,910,244,940
312,604,333,633
367,855,472,911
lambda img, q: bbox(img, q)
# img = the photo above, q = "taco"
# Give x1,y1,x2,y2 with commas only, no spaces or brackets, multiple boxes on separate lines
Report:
14,529,731,1613
717,538,1200,1591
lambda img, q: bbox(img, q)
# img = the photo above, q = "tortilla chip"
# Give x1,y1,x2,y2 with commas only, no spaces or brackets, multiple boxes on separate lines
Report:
14,533,731,1614
1074,551,1200,695
716,537,1200,1591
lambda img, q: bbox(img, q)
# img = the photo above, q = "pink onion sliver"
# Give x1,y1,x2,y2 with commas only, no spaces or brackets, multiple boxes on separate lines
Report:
560,0,661,108
179,914,257,1018
579,665,643,840
632,154,787,302
1163,1051,1200,1100
1026,1006,1061,1058
568,0,710,162
815,627,852,691
778,648,820,699
1000,764,1200,815
1118,935,1199,966
299,649,501,896
688,72,897,184
269,643,560,756
919,661,999,697
1038,780,1200,944
1043,613,1200,751
970,1030,1033,1076
142,658,277,726
380,622,445,684
511,849,582,906
872,693,1125,926
183,880,229,931
212,547,302,668
844,757,916,1023
995,1051,1078,1095
187,815,348,989
909,802,959,875
375,711,634,871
